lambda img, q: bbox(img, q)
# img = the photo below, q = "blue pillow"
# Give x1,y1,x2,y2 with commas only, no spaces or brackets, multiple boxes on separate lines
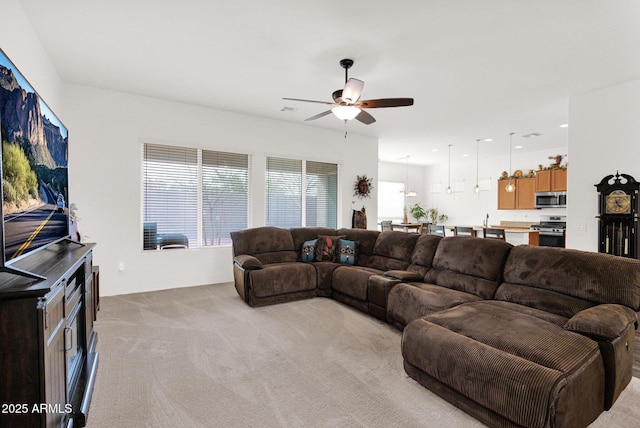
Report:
302,239,317,262
338,239,357,265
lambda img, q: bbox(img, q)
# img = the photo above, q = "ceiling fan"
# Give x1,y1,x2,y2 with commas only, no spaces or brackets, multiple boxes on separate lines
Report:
283,58,414,125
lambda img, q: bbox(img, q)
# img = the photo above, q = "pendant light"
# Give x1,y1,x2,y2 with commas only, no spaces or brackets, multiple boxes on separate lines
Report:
474,139,481,193
403,155,417,197
505,132,515,193
446,144,453,194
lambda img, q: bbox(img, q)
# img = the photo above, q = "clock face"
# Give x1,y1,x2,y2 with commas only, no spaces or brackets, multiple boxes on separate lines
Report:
605,190,631,214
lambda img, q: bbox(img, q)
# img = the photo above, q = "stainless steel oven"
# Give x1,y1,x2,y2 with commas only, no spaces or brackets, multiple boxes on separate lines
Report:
535,191,567,208
531,215,566,247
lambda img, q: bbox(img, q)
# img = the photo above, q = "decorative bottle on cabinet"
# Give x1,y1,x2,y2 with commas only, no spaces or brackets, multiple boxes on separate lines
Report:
595,172,639,258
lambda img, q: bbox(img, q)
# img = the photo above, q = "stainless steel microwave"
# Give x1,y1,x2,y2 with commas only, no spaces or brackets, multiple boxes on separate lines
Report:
535,191,567,208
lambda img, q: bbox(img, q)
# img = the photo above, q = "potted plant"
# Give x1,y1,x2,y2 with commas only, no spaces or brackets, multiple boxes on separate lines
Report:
426,208,448,225
409,203,428,222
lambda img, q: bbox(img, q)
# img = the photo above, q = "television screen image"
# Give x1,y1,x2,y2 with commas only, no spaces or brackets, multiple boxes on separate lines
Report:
0,49,69,264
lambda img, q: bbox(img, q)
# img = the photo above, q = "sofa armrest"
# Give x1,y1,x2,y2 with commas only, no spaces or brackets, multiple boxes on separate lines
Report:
234,254,263,270
564,304,637,341
384,270,423,282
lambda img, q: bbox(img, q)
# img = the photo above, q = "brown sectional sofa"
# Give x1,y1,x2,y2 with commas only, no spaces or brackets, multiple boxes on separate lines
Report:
230,226,640,428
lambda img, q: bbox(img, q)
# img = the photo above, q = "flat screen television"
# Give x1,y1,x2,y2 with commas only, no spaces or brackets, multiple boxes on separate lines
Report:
0,48,70,279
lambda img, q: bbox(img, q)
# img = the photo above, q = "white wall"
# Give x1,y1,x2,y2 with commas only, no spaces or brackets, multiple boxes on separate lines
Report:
63,84,378,296
377,161,425,222
0,0,62,113
567,79,640,251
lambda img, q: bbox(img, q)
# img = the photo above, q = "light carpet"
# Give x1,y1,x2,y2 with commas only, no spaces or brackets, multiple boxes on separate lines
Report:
86,283,640,428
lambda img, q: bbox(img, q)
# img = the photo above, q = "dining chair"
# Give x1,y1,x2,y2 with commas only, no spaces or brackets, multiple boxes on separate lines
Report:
482,227,506,240
454,226,476,237
428,224,446,237
380,220,393,232
419,222,431,235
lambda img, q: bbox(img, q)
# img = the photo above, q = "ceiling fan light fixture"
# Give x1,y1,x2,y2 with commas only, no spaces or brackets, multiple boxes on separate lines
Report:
332,105,361,121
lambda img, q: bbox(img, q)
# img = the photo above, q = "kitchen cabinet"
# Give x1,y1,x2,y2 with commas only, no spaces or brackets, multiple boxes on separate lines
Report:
536,168,567,192
498,178,535,210
516,177,536,209
497,179,516,209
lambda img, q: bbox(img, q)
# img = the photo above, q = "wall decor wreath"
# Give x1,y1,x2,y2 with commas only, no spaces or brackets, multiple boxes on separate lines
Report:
354,174,373,199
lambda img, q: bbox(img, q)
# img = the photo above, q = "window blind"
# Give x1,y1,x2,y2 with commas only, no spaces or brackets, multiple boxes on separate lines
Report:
306,160,338,228
201,150,249,246
142,143,249,250
265,157,339,228
143,144,198,249
265,157,302,228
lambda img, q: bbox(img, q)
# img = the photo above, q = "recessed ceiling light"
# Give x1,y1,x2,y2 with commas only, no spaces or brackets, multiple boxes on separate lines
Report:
484,138,493,142
462,154,469,157
432,148,439,152
560,124,569,128
514,145,523,149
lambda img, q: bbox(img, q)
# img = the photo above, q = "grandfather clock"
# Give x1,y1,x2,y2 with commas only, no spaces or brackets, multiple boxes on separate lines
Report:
595,172,640,258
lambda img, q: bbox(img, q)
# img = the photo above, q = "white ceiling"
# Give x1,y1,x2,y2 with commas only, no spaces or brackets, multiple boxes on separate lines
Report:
18,0,640,166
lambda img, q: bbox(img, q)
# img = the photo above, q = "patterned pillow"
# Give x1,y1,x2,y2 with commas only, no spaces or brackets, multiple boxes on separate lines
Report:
301,239,317,262
338,239,357,265
315,235,346,262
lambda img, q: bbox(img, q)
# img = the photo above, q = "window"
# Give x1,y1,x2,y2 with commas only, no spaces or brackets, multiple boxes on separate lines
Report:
265,157,338,228
201,150,249,245
142,143,249,250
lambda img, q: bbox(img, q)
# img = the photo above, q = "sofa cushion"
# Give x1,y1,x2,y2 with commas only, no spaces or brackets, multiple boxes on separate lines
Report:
402,300,605,428
406,234,442,277
365,231,419,271
249,262,317,298
337,228,380,266
290,227,337,255
332,265,382,301
502,245,640,311
495,282,595,319
230,226,297,264
423,236,512,299
387,282,483,329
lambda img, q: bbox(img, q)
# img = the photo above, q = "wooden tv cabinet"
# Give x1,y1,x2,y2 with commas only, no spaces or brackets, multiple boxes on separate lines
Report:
0,240,98,428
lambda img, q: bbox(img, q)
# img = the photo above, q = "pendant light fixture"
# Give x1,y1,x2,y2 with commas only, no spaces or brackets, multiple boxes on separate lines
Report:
474,139,481,193
403,155,417,197
505,132,515,193
446,144,453,194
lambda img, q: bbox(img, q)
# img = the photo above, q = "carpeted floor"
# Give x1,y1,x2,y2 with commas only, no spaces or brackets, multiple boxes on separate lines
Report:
86,283,640,428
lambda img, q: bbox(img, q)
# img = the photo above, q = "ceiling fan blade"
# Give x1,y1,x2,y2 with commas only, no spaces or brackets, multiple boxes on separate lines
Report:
355,109,376,125
283,97,335,105
341,78,364,104
305,110,333,121
357,98,414,108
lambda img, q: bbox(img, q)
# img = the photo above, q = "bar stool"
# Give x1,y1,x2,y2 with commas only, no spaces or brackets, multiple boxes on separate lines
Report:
482,227,506,240
454,226,476,237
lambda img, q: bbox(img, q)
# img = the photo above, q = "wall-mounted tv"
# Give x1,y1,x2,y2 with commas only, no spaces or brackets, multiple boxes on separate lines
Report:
0,48,70,278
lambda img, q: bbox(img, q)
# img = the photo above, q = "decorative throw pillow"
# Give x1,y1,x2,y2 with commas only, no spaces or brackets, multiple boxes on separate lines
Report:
301,239,317,262
315,235,346,262
338,239,357,265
